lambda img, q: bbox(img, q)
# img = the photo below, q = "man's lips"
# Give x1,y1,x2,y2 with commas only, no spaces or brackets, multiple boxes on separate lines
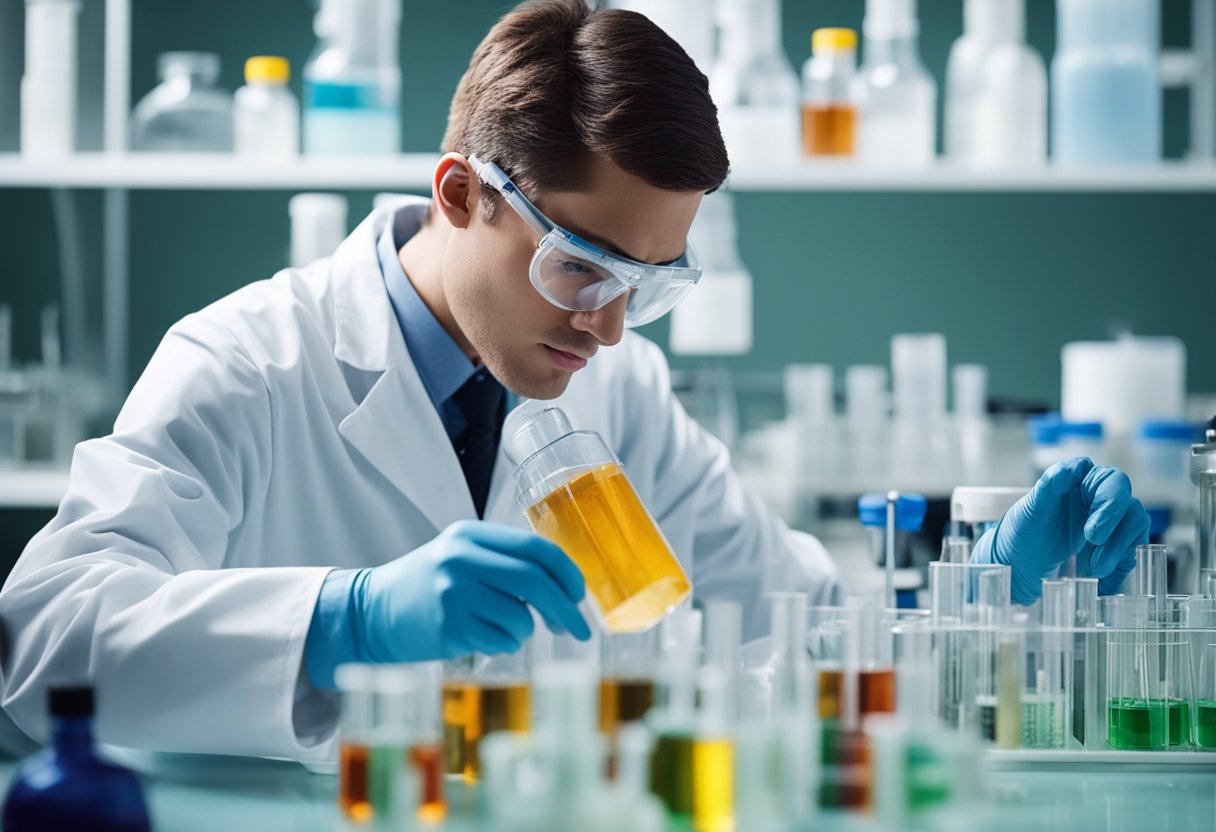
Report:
544,344,591,371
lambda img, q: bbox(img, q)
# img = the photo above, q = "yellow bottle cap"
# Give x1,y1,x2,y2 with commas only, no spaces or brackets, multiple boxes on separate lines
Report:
245,56,290,85
812,28,857,53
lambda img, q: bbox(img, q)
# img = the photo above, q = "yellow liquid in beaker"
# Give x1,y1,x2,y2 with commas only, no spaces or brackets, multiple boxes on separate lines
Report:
442,682,531,783
526,463,691,633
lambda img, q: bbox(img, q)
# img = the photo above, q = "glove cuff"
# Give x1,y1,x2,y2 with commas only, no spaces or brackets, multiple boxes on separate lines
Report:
303,568,366,690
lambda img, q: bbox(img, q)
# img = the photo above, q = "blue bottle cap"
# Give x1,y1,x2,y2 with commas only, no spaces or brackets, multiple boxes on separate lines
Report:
1028,414,1062,446
1058,420,1103,439
858,493,928,531
1138,420,1201,442
1146,505,1171,540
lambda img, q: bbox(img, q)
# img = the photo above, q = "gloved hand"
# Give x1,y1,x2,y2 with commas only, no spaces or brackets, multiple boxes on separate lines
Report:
306,521,590,689
971,457,1150,605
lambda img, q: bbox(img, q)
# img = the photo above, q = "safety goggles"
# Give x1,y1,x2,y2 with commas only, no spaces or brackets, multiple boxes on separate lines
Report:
467,154,702,328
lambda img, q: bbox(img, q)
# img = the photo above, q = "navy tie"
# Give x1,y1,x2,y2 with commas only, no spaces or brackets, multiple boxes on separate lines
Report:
450,370,505,518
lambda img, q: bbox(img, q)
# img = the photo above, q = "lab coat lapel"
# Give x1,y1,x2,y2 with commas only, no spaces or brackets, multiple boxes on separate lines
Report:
331,207,477,533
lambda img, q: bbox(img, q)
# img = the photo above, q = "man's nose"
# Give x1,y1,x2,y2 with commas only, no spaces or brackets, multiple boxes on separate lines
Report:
569,293,628,347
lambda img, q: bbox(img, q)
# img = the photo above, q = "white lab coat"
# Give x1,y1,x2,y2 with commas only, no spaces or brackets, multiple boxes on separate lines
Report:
0,199,841,761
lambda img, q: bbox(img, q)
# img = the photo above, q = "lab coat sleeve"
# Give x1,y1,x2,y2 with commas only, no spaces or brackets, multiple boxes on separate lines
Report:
617,339,844,642
0,313,335,758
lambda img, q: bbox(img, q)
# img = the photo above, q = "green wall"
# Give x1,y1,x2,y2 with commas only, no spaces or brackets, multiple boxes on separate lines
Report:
1,0,1213,411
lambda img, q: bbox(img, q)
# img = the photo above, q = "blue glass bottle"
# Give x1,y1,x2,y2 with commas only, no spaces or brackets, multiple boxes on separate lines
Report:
3,686,151,831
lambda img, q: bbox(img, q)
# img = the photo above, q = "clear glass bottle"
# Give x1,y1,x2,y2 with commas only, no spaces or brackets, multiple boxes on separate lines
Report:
801,28,858,157
303,0,402,154
2,686,151,832
234,56,300,159
856,0,937,167
130,52,233,152
1052,0,1160,165
709,0,801,166
503,404,691,634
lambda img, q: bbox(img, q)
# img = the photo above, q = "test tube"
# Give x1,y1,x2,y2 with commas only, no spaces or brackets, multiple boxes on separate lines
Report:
939,536,973,565
764,592,815,825
335,663,376,823
649,608,699,822
600,628,659,736
692,664,735,832
1130,544,1169,625
442,647,532,782
929,562,1012,626
770,593,812,718
1020,580,1072,749
371,666,424,826
995,630,1022,749
705,600,742,723
380,663,446,824
818,598,895,724
1067,578,1102,748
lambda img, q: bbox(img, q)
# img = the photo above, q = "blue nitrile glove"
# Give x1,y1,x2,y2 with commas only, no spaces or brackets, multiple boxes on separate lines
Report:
971,457,1150,605
305,521,590,689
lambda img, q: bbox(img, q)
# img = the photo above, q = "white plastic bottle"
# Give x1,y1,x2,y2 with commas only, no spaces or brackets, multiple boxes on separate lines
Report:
1052,0,1160,165
235,56,300,159
303,0,402,155
709,0,801,167
288,193,348,268
856,0,937,167
20,0,81,157
947,0,1046,167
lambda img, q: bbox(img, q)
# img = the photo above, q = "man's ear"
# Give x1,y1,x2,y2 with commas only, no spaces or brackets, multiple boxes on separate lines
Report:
431,152,479,230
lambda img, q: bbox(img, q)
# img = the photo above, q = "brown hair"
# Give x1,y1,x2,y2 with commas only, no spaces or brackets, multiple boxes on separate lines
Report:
442,0,730,217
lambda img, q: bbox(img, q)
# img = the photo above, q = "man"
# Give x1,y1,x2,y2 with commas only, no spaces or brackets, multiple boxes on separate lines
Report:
0,0,1146,760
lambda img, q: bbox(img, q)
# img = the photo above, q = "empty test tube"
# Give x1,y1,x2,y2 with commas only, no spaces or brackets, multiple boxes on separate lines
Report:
1130,544,1169,625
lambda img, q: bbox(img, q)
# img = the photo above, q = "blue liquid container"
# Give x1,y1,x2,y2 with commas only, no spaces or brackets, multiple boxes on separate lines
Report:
3,686,151,832
1052,0,1160,165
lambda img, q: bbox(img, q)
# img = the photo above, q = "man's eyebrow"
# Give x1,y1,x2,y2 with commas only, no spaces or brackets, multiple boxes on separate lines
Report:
564,224,683,266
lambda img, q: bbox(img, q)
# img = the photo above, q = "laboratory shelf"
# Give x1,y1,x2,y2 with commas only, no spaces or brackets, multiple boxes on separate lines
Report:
0,152,442,191
0,468,70,509
726,159,1216,192
3,153,1216,192
985,748,1216,771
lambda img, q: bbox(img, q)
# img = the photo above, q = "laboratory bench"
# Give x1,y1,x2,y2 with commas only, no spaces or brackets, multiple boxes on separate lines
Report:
1,749,1213,832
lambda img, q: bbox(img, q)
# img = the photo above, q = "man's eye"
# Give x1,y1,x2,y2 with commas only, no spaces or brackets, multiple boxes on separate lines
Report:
560,259,599,276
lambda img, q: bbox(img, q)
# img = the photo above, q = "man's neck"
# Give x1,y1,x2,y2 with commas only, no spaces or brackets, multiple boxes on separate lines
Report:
396,218,480,363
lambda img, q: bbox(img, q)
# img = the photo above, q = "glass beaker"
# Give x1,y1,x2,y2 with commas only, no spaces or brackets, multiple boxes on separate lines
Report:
442,649,532,782
1198,643,1216,751
503,404,691,634
1104,595,1193,750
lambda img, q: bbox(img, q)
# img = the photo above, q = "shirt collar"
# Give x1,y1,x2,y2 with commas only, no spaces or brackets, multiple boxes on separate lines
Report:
377,206,478,410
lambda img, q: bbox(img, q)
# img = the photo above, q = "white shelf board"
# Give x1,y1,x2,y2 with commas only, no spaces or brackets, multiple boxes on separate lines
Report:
0,153,442,191
2,153,1216,192
0,468,69,509
725,159,1216,192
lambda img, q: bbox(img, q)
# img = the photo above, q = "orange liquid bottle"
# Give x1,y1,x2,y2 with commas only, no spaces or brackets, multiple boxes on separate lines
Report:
801,28,859,158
